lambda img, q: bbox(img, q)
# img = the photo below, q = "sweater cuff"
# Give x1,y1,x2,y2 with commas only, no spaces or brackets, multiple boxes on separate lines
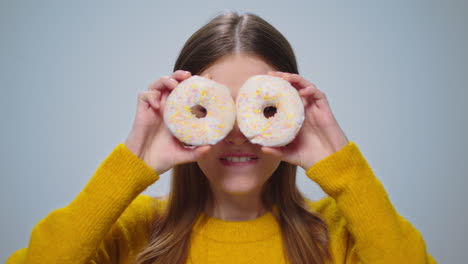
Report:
305,141,372,197
88,143,160,195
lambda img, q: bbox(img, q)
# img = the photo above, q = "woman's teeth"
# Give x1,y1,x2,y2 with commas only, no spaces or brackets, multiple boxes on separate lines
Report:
223,157,254,162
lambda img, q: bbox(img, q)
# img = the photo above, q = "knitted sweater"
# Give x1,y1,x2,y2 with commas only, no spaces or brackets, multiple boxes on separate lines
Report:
6,141,436,263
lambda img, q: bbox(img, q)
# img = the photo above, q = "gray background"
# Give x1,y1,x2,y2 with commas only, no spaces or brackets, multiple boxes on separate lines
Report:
1,0,466,262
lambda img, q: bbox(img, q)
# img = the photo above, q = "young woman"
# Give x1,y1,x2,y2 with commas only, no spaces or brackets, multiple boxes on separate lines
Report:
7,12,436,264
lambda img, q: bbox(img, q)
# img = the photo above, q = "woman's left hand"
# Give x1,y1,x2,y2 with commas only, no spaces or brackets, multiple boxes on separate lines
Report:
261,71,350,170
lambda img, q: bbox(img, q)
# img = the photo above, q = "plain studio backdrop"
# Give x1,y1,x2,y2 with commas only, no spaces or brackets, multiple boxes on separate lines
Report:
1,0,467,262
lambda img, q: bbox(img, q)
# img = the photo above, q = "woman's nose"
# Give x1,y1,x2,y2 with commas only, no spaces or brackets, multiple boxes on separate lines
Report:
224,122,249,145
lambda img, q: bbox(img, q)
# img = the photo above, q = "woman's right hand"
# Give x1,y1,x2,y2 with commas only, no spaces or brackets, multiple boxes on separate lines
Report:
124,70,211,175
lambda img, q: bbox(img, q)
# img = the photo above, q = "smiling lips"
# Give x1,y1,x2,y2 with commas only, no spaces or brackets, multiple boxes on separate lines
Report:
219,153,259,166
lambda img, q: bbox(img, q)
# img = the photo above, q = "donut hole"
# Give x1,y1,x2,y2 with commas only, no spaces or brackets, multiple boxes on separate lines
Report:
263,105,277,119
190,104,207,118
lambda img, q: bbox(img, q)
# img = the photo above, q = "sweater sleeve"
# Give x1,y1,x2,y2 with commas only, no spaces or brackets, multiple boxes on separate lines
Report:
306,141,437,263
6,143,161,264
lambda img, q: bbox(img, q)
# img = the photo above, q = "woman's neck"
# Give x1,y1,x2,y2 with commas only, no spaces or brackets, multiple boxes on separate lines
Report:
205,190,267,221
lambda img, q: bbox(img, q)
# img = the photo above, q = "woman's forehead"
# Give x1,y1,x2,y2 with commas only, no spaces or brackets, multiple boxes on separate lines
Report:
199,54,275,97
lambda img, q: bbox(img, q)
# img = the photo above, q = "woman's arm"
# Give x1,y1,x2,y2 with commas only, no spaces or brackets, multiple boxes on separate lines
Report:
261,71,435,263
7,70,209,264
6,143,161,264
307,141,436,263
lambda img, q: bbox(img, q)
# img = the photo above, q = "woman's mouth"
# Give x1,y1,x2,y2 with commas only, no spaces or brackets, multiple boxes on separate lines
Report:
219,153,259,166
219,157,259,166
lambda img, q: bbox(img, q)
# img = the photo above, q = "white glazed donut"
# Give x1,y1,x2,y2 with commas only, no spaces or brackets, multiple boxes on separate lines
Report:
164,75,236,146
236,75,305,147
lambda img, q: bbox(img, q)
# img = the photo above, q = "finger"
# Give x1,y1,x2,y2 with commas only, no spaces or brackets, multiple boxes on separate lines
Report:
148,76,170,91
142,91,161,109
193,145,212,158
269,71,317,91
267,71,282,77
160,91,170,110
282,73,316,91
261,146,284,159
138,90,161,109
298,84,324,98
298,86,315,96
171,70,192,81
180,144,212,162
162,76,178,90
148,71,189,92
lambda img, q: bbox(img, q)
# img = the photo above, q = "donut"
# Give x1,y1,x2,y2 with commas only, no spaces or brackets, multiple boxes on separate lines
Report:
236,75,304,147
163,75,236,146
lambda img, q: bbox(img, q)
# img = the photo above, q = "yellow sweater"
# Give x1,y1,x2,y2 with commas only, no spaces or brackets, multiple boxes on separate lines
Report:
6,141,436,263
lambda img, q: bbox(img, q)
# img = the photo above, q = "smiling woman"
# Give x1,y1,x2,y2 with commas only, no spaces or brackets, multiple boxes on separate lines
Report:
195,55,285,216
6,11,436,264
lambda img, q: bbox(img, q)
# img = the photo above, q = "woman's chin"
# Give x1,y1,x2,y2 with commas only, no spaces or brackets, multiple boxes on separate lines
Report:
219,182,262,195
207,173,268,195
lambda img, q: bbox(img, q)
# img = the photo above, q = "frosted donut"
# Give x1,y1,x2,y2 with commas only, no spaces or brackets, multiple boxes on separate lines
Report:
163,75,236,146
236,75,305,147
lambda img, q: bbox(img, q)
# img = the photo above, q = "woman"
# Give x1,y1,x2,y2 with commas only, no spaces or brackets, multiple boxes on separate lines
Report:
7,12,436,264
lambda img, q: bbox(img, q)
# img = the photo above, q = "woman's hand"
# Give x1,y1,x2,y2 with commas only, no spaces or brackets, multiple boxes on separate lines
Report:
124,70,211,175
261,71,349,170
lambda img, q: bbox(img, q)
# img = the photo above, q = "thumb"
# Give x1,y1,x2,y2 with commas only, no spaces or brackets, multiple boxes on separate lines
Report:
193,145,212,159
261,146,283,159
181,145,212,162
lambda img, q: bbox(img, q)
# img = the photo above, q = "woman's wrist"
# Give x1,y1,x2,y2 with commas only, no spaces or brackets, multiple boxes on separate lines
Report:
300,137,350,171
300,149,334,171
124,139,145,160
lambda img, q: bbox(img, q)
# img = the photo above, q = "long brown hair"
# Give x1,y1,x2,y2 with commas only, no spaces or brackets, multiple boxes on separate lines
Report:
135,11,330,264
